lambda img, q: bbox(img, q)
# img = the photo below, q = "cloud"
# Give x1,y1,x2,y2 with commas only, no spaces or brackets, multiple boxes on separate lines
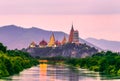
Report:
0,0,120,14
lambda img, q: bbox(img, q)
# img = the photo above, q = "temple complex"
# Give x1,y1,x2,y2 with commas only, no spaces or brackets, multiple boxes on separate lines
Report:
29,24,80,48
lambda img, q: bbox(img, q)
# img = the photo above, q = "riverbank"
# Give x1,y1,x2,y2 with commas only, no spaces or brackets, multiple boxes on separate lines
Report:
0,50,39,78
0,43,39,78
65,51,120,76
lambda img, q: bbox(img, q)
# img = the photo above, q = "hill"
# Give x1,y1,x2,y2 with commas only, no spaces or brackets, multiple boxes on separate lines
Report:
0,25,99,50
86,38,120,52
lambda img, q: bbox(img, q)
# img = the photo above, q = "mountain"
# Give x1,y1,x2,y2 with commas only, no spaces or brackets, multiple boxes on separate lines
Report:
0,25,100,50
85,38,120,52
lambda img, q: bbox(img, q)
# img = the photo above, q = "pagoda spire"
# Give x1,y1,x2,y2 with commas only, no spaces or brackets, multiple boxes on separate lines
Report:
48,32,56,47
72,22,74,30
61,35,67,45
68,24,74,43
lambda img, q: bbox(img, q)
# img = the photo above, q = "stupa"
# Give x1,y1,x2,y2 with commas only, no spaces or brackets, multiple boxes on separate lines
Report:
48,33,56,47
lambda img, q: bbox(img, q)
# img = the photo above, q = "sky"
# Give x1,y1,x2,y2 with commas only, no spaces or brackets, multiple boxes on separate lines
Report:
0,0,120,41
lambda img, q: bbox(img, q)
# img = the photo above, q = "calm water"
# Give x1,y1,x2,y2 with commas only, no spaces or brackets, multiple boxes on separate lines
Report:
1,64,120,81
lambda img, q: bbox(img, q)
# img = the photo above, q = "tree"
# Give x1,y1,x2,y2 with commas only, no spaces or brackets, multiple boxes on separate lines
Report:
0,43,7,53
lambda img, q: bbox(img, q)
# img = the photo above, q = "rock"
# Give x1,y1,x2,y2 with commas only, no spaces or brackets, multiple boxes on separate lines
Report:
26,43,98,58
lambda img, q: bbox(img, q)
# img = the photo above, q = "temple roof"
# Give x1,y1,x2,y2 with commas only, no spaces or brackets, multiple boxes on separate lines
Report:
62,35,67,45
71,24,74,31
39,40,47,45
30,41,36,45
55,40,61,46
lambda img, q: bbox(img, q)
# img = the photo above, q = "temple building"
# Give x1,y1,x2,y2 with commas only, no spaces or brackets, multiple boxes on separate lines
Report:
61,35,67,45
55,40,61,46
39,40,47,48
68,24,79,44
29,41,36,48
48,33,56,47
68,24,74,43
73,30,79,44
29,24,80,48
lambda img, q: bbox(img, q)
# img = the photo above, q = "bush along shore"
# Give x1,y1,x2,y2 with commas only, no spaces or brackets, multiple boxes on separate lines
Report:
65,51,120,75
0,43,39,78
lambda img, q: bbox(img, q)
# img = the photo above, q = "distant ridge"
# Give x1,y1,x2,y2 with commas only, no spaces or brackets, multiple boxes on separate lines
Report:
0,25,100,50
86,38,120,52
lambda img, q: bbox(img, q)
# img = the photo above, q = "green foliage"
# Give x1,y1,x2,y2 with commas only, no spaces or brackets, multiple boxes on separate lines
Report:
65,51,120,75
0,43,7,53
0,43,39,78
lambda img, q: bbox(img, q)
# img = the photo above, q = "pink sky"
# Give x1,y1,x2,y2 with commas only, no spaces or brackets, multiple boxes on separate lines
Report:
0,0,120,41
0,14,120,41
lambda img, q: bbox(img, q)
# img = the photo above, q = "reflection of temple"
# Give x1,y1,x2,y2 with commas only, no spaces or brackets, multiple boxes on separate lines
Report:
29,24,80,48
39,64,47,81
39,63,80,81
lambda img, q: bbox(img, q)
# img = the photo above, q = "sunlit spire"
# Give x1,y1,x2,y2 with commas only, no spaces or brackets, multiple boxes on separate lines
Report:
48,32,56,47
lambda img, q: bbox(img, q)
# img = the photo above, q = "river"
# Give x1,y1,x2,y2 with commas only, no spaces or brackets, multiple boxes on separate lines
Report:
1,63,120,81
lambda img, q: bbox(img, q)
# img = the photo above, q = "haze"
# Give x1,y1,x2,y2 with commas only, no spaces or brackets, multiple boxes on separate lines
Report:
0,0,120,41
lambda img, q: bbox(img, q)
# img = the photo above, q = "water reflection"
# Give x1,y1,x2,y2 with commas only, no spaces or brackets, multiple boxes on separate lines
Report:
1,63,120,81
40,63,47,81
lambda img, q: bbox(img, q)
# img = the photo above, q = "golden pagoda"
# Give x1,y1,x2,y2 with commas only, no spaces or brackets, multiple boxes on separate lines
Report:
48,33,56,47
61,35,67,45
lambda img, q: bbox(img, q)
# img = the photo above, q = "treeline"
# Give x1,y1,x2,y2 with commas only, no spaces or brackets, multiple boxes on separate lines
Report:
0,43,39,78
65,51,120,75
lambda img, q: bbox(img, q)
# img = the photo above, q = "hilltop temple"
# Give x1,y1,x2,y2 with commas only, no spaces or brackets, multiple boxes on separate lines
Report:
68,24,79,44
29,24,79,48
